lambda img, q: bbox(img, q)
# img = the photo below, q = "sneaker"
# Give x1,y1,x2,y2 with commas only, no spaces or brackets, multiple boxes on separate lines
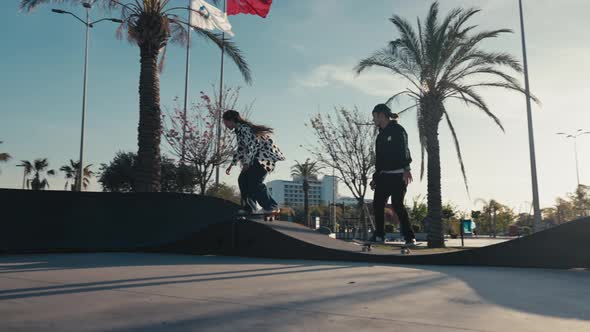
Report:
404,239,418,247
262,208,280,214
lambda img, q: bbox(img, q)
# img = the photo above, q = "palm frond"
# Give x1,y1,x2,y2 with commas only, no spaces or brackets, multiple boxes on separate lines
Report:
355,48,421,91
428,7,462,76
169,18,189,46
190,28,252,85
446,86,505,132
385,90,416,106
18,160,33,175
443,111,469,195
448,55,522,86
389,15,423,68
158,45,167,73
33,158,49,172
290,159,322,179
442,28,514,80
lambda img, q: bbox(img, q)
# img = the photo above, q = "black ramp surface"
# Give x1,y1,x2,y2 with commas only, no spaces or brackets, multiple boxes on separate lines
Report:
0,189,240,252
161,217,590,269
3,188,588,269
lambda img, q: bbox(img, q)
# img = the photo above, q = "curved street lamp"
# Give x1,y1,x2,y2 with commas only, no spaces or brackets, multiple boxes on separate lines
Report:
51,3,122,191
557,129,590,188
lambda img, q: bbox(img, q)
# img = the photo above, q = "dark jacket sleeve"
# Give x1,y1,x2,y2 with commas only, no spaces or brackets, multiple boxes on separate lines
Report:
398,126,412,170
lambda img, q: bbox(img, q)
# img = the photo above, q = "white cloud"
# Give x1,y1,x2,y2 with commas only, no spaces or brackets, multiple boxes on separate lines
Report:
295,62,410,98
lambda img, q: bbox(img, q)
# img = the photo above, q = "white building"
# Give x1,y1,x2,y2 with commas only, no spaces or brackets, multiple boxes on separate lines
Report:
268,175,338,207
336,196,373,206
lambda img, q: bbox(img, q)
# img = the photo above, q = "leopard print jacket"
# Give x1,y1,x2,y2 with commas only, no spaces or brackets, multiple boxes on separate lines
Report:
231,123,285,172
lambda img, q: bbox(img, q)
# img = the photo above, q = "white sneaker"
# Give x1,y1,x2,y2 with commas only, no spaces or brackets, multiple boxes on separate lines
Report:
404,239,418,247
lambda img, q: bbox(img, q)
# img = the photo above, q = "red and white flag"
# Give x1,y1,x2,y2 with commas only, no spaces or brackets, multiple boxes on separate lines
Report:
227,0,273,18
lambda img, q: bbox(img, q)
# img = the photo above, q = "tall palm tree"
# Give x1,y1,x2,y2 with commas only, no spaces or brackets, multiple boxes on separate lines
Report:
355,2,536,247
20,0,252,192
0,141,11,174
291,159,322,228
60,159,95,191
18,158,56,190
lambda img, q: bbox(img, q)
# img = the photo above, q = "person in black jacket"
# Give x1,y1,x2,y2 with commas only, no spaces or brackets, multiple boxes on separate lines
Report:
370,104,416,245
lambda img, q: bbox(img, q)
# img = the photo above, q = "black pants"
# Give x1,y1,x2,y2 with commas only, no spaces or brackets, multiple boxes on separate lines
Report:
373,173,415,242
238,162,278,213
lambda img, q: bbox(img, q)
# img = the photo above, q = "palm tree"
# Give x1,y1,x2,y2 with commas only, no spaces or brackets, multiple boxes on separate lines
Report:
355,2,536,247
0,141,11,174
18,158,56,190
20,0,252,192
475,198,503,237
60,159,95,191
291,159,322,228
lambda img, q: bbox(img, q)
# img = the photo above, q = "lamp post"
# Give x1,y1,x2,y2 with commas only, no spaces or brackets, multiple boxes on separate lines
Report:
557,129,590,188
518,0,542,232
51,3,122,191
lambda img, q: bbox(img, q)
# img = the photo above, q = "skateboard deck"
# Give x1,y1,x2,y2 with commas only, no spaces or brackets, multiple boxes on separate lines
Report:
352,239,422,254
236,210,280,222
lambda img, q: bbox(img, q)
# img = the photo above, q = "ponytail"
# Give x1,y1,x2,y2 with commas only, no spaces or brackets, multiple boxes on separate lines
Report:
223,110,274,136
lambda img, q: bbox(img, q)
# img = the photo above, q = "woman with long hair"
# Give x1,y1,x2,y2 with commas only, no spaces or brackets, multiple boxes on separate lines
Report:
223,110,285,214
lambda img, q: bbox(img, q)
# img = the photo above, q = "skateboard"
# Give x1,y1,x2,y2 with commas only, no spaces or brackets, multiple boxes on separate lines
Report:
236,210,280,222
353,239,422,254
400,242,422,254
352,239,379,252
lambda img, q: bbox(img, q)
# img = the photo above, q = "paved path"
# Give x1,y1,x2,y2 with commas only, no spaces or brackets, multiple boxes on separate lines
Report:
1,253,588,331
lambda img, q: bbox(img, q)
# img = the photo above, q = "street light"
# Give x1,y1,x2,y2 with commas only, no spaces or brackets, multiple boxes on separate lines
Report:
557,129,590,188
51,3,122,191
518,0,542,233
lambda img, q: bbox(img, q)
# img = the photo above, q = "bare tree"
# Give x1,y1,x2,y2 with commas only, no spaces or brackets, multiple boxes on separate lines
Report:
162,86,252,194
308,106,376,239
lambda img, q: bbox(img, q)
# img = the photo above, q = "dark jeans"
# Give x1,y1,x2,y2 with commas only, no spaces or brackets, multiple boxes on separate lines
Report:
238,162,278,213
373,173,415,242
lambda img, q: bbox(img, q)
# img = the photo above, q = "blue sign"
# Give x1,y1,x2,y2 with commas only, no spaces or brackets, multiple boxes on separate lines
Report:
461,219,474,234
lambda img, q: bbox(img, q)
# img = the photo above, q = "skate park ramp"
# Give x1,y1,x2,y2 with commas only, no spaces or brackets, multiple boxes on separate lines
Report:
1,189,588,269
0,189,240,253
158,217,590,269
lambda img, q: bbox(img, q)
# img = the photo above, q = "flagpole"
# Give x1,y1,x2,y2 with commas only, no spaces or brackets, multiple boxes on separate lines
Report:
215,0,227,190
181,0,192,163
518,0,542,232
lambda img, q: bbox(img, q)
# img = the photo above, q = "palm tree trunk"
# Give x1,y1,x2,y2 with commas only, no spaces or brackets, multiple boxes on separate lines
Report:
135,44,162,192
423,97,445,248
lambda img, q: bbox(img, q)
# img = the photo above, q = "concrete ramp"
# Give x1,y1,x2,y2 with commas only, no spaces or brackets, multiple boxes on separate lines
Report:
0,189,240,253
157,217,590,269
2,189,588,269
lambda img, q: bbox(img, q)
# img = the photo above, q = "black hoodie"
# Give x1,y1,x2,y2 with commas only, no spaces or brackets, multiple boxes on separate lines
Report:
374,120,412,175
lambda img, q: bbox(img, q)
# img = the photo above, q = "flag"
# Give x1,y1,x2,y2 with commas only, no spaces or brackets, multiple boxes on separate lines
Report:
227,0,272,18
190,0,235,37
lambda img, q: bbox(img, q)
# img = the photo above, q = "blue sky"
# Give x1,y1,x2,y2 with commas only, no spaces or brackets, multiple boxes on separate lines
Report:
1,0,589,214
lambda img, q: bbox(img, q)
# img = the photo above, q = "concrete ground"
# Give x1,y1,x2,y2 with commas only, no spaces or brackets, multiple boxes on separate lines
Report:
437,237,511,247
0,253,588,332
